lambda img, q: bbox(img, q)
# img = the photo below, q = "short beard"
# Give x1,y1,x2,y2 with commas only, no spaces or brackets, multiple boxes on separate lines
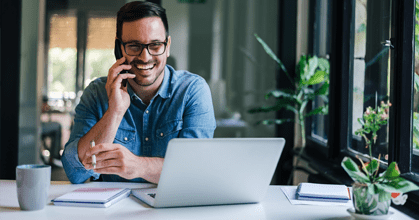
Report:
134,68,164,87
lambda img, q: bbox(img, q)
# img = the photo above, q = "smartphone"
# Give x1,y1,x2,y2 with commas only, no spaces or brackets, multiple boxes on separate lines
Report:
114,39,129,87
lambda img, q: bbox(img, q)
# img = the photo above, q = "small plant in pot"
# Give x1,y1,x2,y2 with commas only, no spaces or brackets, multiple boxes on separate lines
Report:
341,101,419,216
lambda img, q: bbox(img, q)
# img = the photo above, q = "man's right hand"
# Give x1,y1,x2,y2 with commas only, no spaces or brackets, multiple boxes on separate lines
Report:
106,57,136,116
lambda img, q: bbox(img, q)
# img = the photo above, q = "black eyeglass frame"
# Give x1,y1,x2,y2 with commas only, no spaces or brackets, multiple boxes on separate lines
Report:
117,38,168,56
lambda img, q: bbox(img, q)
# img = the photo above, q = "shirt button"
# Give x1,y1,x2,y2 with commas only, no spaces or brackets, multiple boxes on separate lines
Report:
124,137,128,141
145,137,149,141
160,133,164,137
145,110,149,114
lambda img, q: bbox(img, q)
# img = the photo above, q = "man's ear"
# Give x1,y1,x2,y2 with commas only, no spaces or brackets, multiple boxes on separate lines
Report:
166,36,171,57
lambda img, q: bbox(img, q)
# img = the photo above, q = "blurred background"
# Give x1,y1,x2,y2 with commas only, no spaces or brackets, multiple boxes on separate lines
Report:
1,0,283,182
5,0,418,198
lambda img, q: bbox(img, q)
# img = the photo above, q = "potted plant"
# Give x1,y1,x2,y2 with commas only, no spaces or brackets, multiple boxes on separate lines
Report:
248,34,330,184
341,101,419,216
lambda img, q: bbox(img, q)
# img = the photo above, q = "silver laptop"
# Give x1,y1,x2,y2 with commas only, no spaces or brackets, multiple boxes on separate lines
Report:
131,138,285,208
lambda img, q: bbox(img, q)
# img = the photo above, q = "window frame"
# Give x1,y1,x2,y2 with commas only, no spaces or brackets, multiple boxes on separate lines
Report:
302,0,419,215
389,0,416,177
305,0,333,159
305,0,354,161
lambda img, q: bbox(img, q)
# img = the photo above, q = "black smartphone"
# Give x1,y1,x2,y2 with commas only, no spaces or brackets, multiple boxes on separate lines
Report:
114,39,129,87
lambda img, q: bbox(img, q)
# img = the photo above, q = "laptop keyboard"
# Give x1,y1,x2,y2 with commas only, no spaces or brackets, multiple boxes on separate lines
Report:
148,193,156,198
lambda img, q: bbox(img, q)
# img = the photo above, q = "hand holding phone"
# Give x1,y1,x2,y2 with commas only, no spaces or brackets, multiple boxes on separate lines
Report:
114,39,130,87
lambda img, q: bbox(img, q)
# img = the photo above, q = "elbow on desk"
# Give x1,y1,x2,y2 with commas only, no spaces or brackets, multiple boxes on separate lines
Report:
61,150,94,184
61,162,91,184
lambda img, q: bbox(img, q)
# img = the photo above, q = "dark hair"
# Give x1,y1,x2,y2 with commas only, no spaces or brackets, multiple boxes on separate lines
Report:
116,1,169,39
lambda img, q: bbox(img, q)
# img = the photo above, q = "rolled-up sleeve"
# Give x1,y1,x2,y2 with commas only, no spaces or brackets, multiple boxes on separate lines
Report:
61,81,103,184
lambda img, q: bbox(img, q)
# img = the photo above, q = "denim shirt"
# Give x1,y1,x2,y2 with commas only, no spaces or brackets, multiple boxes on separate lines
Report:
61,65,216,184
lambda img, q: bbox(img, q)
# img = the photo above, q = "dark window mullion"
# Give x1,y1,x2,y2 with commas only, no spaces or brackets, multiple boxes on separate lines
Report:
389,0,415,173
328,0,354,159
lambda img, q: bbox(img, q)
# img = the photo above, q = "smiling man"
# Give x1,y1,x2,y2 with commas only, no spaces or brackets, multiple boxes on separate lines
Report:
61,1,216,184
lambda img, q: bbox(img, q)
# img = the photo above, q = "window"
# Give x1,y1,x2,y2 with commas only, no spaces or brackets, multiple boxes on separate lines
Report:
45,0,123,104
308,0,331,148
47,12,77,111
350,0,392,162
85,13,117,88
304,0,419,214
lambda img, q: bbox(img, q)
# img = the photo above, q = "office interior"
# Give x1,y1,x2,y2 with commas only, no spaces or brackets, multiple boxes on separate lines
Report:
1,0,419,218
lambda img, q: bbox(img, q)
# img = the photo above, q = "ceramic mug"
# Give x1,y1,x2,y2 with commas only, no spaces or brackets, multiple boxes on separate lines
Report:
16,164,51,211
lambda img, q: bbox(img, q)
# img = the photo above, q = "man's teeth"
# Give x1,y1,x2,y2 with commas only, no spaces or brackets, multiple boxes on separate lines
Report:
136,64,154,70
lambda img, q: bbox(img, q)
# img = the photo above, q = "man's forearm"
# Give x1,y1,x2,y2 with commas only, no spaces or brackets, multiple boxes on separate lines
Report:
77,110,124,162
140,157,164,184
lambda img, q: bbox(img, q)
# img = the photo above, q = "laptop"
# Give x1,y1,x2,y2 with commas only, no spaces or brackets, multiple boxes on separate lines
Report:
131,138,285,208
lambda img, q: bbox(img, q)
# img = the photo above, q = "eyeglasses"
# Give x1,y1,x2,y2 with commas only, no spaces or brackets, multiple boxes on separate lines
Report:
119,38,168,56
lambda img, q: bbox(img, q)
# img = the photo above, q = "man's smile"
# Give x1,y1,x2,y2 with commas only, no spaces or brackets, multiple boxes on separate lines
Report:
135,63,156,70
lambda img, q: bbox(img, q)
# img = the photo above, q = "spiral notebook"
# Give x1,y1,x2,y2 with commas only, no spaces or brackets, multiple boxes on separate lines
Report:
52,187,131,208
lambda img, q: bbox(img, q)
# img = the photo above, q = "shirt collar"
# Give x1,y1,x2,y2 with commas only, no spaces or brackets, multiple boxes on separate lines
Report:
157,66,171,99
127,65,172,100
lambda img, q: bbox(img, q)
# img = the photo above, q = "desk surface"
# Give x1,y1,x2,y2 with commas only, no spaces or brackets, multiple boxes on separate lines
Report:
0,180,413,220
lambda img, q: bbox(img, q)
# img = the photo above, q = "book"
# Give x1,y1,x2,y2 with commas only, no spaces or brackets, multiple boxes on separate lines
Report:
52,187,131,208
295,183,351,203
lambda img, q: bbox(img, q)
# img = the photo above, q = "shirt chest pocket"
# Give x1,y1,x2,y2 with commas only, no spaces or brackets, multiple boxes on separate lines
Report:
114,127,136,145
156,120,183,139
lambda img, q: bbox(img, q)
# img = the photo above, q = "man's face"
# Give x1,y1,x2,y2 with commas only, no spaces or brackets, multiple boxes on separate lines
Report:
121,16,171,87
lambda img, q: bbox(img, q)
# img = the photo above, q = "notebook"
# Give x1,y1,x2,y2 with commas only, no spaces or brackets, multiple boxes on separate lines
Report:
131,138,285,208
295,183,351,203
52,187,131,208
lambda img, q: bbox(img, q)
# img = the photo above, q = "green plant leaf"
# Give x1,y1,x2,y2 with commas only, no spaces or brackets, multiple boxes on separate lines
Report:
341,157,370,183
259,118,294,125
367,182,375,195
366,159,379,176
305,106,327,117
254,34,288,74
302,88,326,103
306,56,319,81
283,104,299,115
265,90,297,100
275,98,300,112
314,82,329,95
381,162,400,179
383,177,419,193
317,58,330,73
297,55,308,83
375,183,396,194
304,70,326,85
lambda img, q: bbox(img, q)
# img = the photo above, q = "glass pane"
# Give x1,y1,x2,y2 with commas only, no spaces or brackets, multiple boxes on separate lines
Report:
84,15,117,88
350,0,392,162
48,13,77,111
311,0,330,143
412,0,419,172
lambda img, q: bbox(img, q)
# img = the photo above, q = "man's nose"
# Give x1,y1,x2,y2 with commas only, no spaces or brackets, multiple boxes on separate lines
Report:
137,46,152,60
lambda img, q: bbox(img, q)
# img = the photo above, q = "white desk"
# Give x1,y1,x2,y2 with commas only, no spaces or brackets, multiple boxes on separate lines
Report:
0,180,413,220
